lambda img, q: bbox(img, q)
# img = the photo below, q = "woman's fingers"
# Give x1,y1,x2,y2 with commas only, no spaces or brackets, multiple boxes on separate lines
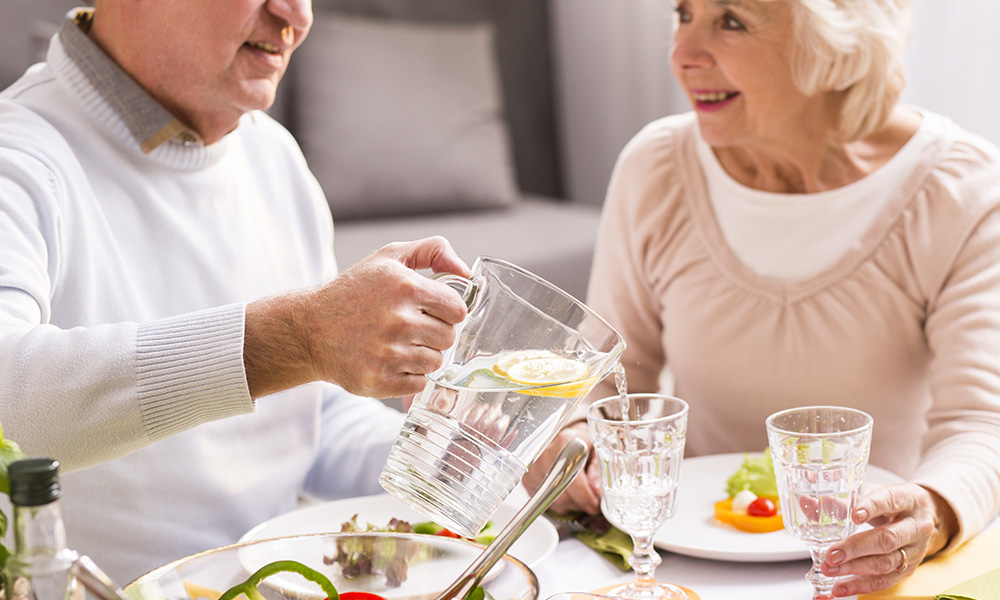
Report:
524,423,601,514
821,484,941,597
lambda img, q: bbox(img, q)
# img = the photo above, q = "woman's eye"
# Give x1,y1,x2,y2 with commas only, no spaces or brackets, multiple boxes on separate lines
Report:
721,14,746,30
673,4,692,24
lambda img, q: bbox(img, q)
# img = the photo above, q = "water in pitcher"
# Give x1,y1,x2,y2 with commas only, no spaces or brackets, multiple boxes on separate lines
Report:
380,350,605,538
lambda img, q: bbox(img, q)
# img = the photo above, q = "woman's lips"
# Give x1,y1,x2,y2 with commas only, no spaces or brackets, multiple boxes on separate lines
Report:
691,90,740,112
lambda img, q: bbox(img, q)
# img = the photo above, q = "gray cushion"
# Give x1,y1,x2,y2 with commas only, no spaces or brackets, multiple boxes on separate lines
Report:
292,13,519,220
306,0,563,198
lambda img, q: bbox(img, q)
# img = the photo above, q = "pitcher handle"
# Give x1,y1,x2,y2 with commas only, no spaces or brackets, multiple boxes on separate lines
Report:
432,273,479,310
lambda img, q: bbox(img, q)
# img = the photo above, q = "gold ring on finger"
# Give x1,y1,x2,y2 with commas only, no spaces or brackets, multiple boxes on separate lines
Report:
895,547,908,573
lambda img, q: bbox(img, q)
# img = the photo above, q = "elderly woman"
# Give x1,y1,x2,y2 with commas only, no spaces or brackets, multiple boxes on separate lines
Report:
526,0,1000,596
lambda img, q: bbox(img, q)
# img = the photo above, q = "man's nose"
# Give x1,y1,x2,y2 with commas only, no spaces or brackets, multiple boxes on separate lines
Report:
266,0,313,33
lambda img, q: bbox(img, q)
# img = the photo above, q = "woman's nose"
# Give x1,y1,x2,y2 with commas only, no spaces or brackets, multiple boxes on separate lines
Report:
670,27,713,70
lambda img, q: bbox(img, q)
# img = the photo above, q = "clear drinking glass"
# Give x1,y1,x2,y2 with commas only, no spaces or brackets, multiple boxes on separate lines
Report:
588,394,689,600
380,257,625,539
766,406,873,600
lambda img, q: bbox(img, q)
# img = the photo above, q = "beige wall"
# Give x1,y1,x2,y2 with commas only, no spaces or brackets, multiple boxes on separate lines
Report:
549,0,681,207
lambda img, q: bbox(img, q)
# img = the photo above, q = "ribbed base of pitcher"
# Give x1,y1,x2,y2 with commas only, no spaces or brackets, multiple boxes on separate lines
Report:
379,406,526,538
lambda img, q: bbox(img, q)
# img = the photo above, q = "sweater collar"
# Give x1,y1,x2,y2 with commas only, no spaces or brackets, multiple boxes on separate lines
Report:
58,8,204,154
48,9,231,169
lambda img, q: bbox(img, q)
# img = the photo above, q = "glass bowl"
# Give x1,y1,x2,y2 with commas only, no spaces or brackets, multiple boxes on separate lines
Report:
124,532,538,600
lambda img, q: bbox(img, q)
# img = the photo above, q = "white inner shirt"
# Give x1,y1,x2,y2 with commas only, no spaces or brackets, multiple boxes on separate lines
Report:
697,109,939,280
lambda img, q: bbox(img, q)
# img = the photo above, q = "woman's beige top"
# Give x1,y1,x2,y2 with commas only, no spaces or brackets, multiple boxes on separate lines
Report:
587,111,1000,549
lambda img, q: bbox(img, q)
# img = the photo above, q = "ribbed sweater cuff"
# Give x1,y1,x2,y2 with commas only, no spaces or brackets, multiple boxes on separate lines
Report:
135,303,253,440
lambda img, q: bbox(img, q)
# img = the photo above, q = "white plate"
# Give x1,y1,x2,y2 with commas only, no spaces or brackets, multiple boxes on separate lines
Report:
235,533,487,599
652,453,905,562
239,492,559,569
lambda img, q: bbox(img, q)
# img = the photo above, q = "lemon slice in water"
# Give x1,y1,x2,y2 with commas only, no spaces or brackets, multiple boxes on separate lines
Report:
457,368,518,389
500,354,596,398
506,357,588,385
492,350,562,377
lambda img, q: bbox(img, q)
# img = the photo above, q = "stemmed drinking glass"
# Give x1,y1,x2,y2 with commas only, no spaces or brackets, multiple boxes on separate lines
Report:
587,394,689,600
766,406,873,600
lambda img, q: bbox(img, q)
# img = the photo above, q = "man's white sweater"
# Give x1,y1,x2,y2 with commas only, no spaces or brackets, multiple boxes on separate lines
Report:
0,24,404,583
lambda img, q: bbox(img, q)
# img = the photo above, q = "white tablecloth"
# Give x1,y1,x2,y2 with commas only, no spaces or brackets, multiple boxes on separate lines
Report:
500,477,854,600
530,513,999,599
532,536,832,600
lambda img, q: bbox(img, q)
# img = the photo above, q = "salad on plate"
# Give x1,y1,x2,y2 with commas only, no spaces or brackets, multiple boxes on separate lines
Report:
712,450,785,534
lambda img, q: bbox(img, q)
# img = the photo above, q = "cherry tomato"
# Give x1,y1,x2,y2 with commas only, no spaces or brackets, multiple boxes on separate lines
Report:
435,528,462,539
713,496,784,533
339,592,389,600
747,497,778,517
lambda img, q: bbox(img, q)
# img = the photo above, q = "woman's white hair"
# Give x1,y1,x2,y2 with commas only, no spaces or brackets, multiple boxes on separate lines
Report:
761,0,914,141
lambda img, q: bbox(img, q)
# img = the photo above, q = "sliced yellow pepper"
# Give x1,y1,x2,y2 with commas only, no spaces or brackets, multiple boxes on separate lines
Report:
713,496,784,533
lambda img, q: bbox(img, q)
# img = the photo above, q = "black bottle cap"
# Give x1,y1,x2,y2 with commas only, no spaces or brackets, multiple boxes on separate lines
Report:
8,458,61,507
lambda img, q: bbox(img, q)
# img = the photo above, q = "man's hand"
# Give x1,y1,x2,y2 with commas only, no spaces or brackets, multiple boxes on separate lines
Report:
244,236,470,398
523,421,603,515
821,483,958,597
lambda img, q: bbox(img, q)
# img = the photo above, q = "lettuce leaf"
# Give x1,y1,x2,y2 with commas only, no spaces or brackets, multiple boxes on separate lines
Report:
724,450,778,497
0,423,25,571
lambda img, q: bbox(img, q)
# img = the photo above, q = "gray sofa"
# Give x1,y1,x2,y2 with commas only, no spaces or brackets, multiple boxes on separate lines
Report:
271,0,602,299
2,0,603,300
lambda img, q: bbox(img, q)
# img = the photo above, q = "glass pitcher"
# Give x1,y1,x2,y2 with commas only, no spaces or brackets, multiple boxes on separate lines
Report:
379,257,625,538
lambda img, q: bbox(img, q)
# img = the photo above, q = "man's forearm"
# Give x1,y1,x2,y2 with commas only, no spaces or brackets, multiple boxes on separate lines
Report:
244,293,317,398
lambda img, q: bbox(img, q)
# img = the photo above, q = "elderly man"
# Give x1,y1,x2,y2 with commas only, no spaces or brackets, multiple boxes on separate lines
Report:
0,0,468,582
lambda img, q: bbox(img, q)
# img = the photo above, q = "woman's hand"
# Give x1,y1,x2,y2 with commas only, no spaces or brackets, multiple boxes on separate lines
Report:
821,483,958,597
523,421,603,515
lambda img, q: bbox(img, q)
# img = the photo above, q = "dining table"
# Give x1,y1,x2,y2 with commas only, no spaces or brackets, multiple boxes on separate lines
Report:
528,498,999,600
268,468,993,600
503,482,830,600
531,533,823,600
